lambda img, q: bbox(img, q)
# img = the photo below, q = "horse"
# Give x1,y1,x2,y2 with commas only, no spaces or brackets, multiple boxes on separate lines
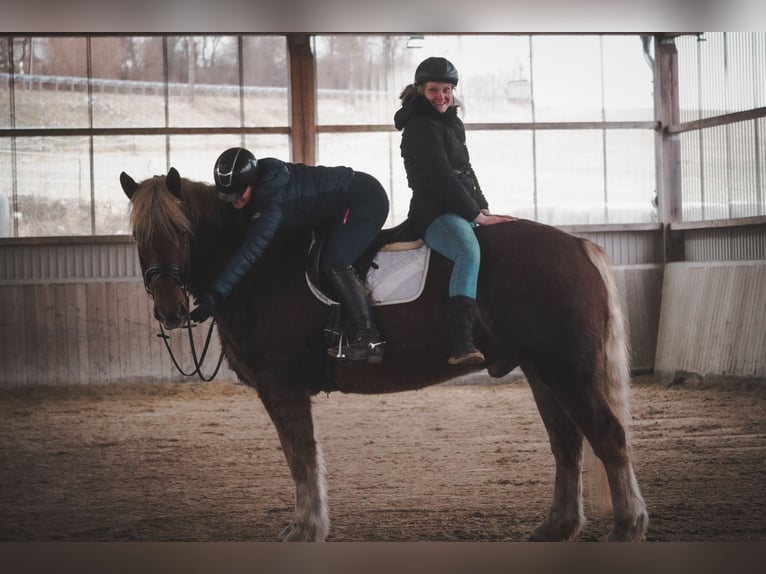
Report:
120,167,648,542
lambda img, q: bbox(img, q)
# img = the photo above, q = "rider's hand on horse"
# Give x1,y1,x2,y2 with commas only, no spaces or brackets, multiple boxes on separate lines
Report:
474,210,518,226
190,290,222,323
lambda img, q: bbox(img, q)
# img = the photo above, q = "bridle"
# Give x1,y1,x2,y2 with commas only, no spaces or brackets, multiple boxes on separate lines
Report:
143,261,225,382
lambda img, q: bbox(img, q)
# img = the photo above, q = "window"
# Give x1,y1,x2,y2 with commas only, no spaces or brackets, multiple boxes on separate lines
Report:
315,34,656,226
677,33,766,220
0,35,290,237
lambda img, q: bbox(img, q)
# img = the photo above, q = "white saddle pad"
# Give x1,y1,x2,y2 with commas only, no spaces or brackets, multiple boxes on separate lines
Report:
306,242,431,307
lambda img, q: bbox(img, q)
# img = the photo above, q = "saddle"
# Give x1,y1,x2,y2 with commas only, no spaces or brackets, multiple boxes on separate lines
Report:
305,219,430,307
306,220,431,386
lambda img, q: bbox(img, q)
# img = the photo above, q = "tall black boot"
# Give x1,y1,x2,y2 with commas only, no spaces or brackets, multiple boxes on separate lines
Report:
447,295,485,365
326,266,384,364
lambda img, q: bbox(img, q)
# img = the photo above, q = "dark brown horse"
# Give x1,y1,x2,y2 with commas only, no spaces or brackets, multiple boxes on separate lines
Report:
120,168,648,542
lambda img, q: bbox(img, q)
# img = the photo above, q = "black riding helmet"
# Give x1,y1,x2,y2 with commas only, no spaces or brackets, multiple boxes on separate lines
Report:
213,147,258,202
414,57,459,86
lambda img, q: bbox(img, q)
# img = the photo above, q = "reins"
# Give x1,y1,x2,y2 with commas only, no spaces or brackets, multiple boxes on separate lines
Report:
144,263,225,382
156,319,225,382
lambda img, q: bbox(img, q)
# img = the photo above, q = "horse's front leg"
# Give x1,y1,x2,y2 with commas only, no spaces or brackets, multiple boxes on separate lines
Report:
258,378,329,542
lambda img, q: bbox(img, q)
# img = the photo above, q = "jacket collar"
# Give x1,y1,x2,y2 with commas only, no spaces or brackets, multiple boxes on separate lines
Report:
394,93,458,130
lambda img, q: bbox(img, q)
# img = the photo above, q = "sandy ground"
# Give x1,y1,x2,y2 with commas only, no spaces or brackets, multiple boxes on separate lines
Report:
1,374,765,542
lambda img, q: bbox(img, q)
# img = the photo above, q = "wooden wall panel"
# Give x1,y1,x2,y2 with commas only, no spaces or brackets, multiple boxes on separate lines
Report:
0,279,236,387
613,264,665,372
655,262,766,378
85,283,109,383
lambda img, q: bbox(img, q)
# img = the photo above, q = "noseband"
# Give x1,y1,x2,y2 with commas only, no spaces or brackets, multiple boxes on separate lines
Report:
143,263,190,297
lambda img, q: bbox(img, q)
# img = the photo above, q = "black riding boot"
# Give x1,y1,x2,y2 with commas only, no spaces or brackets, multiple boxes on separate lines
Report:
326,266,385,364
447,295,485,365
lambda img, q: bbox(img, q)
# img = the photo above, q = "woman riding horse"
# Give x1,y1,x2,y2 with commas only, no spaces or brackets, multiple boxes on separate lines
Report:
395,57,517,366
190,147,390,363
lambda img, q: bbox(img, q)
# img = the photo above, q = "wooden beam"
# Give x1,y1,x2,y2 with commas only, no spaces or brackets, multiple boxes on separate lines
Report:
287,34,316,165
0,127,289,138
654,35,683,230
315,121,659,133
667,107,766,135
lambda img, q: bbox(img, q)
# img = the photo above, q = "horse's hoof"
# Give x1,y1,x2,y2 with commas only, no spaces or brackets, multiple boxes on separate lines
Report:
528,520,581,542
606,514,649,542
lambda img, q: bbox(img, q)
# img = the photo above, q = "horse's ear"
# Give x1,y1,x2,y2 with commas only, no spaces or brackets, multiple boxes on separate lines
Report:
120,172,139,200
166,167,181,198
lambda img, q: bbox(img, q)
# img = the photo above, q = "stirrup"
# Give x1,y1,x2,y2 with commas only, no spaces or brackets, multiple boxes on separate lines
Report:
348,338,385,364
327,334,385,364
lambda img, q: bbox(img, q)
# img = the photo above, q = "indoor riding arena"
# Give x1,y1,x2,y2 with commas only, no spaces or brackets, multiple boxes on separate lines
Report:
1,30,765,548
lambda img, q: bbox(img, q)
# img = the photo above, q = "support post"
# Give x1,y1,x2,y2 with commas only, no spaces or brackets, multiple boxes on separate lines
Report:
653,34,684,261
287,34,316,165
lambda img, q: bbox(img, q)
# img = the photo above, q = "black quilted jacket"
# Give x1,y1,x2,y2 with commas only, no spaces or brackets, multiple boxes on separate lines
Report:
394,93,489,236
210,158,354,298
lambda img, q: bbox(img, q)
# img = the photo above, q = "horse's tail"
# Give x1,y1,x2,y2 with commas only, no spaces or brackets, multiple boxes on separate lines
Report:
582,240,632,514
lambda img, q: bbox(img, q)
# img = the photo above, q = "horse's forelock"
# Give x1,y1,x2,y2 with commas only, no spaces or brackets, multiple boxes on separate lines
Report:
128,174,222,248
129,175,192,247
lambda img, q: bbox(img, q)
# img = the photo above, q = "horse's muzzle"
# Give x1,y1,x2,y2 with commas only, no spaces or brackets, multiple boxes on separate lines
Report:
154,302,189,330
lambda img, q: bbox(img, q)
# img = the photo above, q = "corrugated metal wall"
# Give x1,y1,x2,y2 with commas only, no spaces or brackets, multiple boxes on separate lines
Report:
655,261,766,379
683,223,766,261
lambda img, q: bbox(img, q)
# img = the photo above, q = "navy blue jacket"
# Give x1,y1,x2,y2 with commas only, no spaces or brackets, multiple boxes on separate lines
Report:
211,158,354,298
394,93,489,236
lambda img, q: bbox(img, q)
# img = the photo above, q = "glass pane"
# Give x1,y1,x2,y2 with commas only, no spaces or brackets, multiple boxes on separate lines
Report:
759,117,766,216
91,37,166,128
15,136,92,236
465,130,535,219
169,134,231,183
0,137,11,237
316,132,402,226
605,130,657,223
700,125,730,220
243,134,290,163
13,37,89,129
729,120,761,218
602,36,654,121
1,37,10,128
167,36,241,128
681,130,703,221
403,35,534,124
677,35,701,123
315,34,534,126
535,130,606,225
243,36,289,127
168,134,290,185
93,135,167,234
531,36,604,123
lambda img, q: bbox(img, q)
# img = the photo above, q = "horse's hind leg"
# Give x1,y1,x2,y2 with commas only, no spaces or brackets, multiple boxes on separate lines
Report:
553,377,648,541
258,381,329,541
525,370,586,541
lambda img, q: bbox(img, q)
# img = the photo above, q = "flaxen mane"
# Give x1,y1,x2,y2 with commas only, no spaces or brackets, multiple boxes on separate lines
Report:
129,175,221,248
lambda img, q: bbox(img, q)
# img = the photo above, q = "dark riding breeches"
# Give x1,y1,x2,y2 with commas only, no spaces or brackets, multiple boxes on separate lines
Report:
318,171,390,279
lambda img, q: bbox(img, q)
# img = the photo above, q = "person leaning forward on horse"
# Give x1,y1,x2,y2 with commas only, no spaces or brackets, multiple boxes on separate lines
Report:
395,57,517,366
189,147,390,364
